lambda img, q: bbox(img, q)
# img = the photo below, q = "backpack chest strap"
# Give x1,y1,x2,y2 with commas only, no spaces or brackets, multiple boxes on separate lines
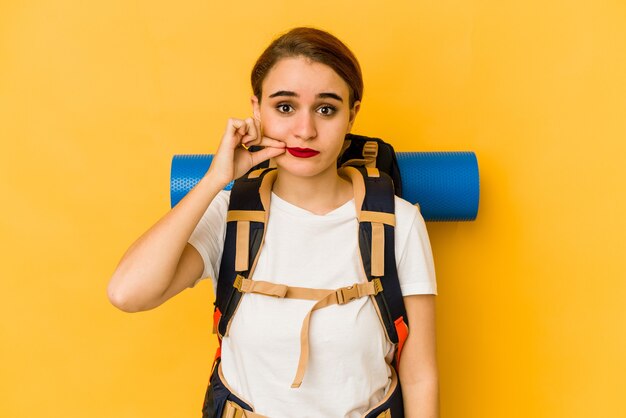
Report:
233,275,383,389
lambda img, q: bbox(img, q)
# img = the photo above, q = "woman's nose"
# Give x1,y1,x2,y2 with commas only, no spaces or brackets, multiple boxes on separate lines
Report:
293,111,317,141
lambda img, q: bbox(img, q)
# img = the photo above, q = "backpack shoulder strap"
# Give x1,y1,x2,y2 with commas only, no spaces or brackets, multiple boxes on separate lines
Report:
214,167,277,337
340,166,409,366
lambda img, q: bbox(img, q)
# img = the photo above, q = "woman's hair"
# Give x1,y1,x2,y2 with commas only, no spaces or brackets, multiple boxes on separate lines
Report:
251,27,363,107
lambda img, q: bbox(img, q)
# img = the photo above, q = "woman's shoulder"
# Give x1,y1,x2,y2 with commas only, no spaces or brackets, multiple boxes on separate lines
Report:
196,189,231,223
215,189,231,206
210,188,231,208
393,195,421,223
393,195,429,242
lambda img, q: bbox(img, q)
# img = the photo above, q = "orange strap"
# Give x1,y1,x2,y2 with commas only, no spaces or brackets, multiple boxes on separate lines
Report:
213,346,222,365
213,308,222,335
212,308,223,366
394,316,409,367
233,276,383,388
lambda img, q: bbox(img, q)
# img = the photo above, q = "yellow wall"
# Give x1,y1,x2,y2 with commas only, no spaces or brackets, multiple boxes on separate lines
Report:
1,1,625,417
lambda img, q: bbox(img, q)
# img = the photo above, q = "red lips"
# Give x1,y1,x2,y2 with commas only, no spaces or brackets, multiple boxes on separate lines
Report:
286,147,320,158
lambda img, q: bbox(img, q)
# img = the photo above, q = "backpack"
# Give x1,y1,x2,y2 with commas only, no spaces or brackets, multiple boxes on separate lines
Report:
204,134,409,417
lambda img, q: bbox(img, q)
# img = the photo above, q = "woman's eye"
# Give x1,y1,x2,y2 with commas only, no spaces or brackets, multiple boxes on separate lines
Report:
276,104,294,114
317,105,336,116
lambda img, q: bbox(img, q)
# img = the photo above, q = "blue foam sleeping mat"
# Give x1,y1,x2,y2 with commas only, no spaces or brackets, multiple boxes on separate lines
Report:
171,152,479,222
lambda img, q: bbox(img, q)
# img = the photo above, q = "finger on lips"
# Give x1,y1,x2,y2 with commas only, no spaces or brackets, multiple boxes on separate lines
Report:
229,116,286,151
259,133,285,147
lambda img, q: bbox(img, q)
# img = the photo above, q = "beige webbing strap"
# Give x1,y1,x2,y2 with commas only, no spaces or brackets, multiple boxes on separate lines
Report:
238,278,288,298
247,168,269,179
227,210,265,223
360,210,395,226
235,221,250,272
236,277,332,300
338,167,365,218
371,222,385,277
363,141,378,168
233,277,383,389
366,167,380,177
222,400,268,418
235,278,381,305
259,170,277,212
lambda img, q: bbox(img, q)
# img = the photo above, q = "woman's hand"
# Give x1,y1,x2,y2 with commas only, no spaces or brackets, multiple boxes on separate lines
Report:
207,117,285,187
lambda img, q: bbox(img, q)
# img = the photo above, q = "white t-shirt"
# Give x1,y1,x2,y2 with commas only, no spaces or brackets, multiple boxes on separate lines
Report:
189,190,437,418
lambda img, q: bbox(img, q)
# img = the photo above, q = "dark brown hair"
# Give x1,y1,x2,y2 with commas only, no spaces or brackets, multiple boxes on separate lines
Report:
251,27,363,107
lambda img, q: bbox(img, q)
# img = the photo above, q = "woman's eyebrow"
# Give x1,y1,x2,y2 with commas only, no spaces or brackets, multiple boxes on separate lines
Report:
268,90,344,102
268,90,298,98
317,92,343,102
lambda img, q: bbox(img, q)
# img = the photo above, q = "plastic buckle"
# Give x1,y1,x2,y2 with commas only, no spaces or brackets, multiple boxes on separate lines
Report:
222,401,245,418
372,278,383,294
233,274,244,291
362,141,379,159
337,285,360,304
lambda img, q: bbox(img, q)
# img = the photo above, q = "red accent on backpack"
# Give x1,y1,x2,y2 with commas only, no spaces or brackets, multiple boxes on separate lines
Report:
394,316,409,367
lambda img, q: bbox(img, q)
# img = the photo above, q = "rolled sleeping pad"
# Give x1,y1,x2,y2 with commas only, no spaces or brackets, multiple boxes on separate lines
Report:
171,152,479,221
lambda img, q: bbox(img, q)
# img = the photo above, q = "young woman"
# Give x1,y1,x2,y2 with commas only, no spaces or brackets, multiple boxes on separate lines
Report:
108,27,438,418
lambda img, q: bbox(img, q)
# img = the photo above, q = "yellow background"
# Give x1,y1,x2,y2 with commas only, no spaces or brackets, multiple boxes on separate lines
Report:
1,1,625,417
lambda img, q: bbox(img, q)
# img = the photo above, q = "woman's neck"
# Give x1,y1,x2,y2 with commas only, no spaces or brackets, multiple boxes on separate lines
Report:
272,167,353,215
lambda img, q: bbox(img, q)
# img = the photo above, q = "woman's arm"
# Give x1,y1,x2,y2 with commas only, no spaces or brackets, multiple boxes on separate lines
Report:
106,174,224,312
399,294,439,418
107,117,285,312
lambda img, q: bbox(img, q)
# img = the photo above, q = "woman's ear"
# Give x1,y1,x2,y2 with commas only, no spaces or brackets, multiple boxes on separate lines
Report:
347,100,361,132
251,95,261,120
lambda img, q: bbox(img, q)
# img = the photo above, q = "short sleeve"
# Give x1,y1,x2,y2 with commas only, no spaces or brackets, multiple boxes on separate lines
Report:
188,190,230,291
394,197,438,296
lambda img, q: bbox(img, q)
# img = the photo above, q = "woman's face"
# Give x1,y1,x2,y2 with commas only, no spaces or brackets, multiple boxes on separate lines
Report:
252,56,360,179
